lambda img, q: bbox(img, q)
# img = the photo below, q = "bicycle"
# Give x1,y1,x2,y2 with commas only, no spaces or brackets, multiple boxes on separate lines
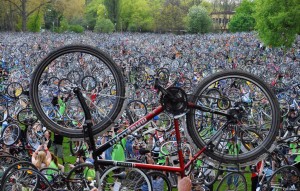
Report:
29,45,281,190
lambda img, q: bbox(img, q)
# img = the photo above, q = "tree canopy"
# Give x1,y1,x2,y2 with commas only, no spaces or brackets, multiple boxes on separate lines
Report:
187,5,212,34
254,0,300,47
228,0,255,32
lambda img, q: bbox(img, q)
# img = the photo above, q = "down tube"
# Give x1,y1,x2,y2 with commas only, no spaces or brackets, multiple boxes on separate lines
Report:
94,105,164,156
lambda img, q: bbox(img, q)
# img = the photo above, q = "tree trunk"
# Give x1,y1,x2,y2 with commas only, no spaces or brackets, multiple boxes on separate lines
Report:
21,0,27,31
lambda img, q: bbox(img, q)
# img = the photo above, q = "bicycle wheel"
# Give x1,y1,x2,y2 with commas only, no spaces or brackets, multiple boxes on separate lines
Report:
267,165,300,190
0,155,20,171
99,166,152,191
26,122,43,150
2,123,21,146
216,172,247,191
0,161,37,189
6,82,23,98
125,100,148,124
17,107,38,125
66,163,97,191
81,75,97,91
30,45,126,138
147,171,172,191
69,139,84,156
191,158,220,186
152,112,172,132
160,141,177,156
0,104,8,122
187,70,280,164
40,167,66,190
1,167,53,191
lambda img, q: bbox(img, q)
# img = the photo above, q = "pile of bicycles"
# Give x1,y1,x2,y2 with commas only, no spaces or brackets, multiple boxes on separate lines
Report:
0,32,300,190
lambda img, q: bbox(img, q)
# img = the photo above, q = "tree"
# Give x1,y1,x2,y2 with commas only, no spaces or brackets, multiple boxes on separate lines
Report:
129,0,153,32
27,9,42,32
187,5,212,33
156,0,185,32
44,3,62,31
85,0,104,30
94,18,115,33
228,0,255,32
4,0,51,31
104,0,120,27
54,0,85,26
119,0,153,32
254,0,300,47
200,0,213,14
119,0,134,31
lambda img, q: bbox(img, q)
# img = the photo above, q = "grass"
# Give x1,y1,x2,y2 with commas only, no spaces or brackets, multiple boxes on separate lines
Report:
49,136,76,173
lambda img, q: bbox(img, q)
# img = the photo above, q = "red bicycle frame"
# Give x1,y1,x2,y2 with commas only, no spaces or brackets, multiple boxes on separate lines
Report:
93,105,207,178
74,86,229,178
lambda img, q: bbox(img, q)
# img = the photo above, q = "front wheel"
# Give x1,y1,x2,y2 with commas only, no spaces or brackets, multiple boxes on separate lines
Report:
187,70,280,164
30,45,126,138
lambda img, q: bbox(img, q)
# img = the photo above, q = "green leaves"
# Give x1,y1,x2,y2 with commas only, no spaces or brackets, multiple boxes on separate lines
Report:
254,0,300,47
27,11,42,32
228,0,255,32
187,5,212,34
94,18,115,33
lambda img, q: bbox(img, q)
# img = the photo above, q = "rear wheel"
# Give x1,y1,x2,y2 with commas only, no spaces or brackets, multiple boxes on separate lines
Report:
187,70,280,164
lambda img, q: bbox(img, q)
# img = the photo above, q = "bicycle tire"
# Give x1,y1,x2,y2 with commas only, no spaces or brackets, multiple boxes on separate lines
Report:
266,165,300,190
187,70,280,164
66,163,98,191
1,123,21,146
152,112,172,132
0,104,8,122
17,107,38,125
99,166,152,191
216,172,247,191
191,158,220,186
26,122,44,151
81,75,97,91
6,82,23,98
0,155,20,169
69,139,84,156
160,141,178,156
1,167,53,191
40,167,66,190
147,171,172,191
30,45,126,138
0,161,37,189
125,100,148,124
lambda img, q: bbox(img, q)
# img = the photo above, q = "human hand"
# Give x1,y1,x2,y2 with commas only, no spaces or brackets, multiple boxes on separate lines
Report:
178,177,192,191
